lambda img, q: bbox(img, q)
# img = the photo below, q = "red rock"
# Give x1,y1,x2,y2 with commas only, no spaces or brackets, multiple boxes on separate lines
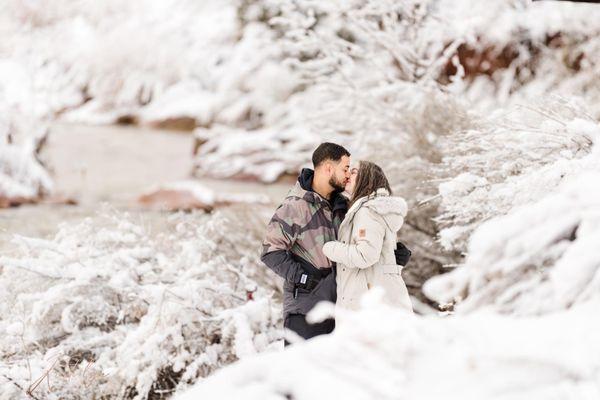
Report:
0,196,36,208
138,189,218,212
147,117,197,132
41,195,79,206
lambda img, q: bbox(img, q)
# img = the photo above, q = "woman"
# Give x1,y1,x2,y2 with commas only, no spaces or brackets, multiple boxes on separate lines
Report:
322,161,412,312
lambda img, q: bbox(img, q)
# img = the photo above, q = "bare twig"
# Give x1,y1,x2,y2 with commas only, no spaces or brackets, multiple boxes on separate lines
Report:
1,373,41,400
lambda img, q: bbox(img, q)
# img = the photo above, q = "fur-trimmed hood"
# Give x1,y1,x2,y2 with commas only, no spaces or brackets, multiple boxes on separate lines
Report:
346,188,407,233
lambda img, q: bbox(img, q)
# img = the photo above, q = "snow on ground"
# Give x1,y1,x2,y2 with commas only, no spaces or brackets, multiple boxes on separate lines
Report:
175,293,600,400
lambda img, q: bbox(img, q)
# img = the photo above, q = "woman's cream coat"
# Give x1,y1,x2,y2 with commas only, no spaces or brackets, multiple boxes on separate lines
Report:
323,188,412,312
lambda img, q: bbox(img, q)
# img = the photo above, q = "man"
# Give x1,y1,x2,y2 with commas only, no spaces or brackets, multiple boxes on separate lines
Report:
261,142,351,344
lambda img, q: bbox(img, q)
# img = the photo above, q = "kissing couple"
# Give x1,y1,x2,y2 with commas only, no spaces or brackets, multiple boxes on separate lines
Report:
261,142,413,345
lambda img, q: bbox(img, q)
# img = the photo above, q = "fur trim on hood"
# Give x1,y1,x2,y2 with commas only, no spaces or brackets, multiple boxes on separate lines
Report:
364,193,408,217
346,188,408,233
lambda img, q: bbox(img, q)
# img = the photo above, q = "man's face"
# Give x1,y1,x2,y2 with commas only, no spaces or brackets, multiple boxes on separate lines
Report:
327,155,351,193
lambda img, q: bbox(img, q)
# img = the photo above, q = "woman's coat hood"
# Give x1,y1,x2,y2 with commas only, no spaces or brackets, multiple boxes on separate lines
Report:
364,194,407,232
348,188,407,233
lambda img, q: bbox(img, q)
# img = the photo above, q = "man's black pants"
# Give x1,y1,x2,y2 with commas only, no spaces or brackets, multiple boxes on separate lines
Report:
283,314,335,346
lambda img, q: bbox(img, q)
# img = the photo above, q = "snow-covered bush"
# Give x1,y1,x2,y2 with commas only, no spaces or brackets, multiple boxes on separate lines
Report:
0,206,281,399
435,102,598,252
191,124,328,184
0,105,53,206
267,0,470,167
424,120,600,314
1,0,295,128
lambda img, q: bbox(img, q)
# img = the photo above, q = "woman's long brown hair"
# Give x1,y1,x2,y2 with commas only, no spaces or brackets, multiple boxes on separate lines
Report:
349,160,392,208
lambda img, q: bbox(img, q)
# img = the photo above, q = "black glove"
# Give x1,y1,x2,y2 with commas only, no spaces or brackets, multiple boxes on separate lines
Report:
395,242,412,266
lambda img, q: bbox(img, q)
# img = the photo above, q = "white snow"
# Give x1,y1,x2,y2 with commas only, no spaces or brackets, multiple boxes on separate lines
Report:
175,294,600,400
3,0,600,399
425,168,600,315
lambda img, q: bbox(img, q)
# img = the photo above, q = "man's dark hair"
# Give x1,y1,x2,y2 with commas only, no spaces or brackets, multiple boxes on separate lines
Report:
312,142,351,167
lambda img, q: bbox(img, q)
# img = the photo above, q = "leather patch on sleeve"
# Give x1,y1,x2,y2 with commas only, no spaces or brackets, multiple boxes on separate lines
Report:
359,228,366,238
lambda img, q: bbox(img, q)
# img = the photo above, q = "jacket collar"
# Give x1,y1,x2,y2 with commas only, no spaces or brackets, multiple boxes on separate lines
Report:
344,188,390,223
287,168,348,212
